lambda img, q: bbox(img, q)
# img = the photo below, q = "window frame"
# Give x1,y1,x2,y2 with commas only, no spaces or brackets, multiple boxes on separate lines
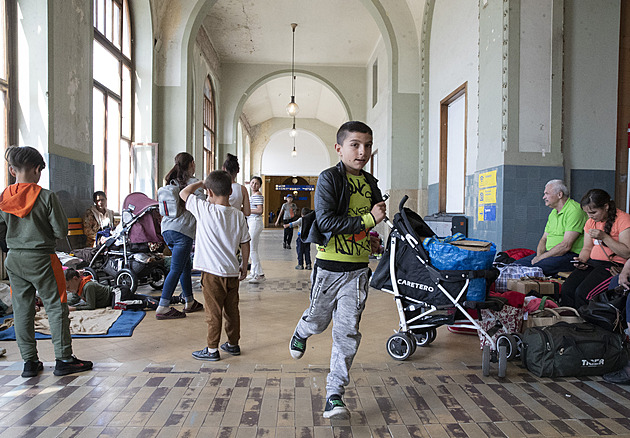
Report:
92,0,134,212
439,82,467,213
202,75,216,178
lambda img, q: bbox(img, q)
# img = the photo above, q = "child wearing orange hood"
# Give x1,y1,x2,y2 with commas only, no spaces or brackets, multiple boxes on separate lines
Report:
0,146,92,378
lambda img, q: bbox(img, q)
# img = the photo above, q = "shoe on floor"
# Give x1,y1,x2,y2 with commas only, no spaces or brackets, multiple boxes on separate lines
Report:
0,347,6,357
323,394,350,419
192,347,220,361
156,307,186,320
305,264,312,270
290,333,307,359
287,244,291,249
295,265,304,270
249,275,266,284
220,342,241,356
603,367,630,385
54,356,93,376
183,300,204,313
283,243,287,249
22,360,43,378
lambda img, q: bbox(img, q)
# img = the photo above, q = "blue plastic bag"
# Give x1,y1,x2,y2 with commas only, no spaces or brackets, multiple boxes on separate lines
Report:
422,235,496,302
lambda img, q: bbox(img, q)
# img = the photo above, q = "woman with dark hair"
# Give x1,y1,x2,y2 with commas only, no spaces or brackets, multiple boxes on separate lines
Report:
157,152,204,320
561,189,630,308
223,153,251,217
83,191,115,247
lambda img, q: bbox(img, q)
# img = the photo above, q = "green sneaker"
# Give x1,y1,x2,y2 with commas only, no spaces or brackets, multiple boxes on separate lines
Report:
323,394,350,419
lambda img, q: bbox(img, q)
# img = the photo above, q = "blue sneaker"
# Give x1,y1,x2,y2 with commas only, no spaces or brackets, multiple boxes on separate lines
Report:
192,347,220,361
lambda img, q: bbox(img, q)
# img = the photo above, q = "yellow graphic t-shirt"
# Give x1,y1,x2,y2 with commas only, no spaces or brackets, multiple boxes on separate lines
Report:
316,173,375,263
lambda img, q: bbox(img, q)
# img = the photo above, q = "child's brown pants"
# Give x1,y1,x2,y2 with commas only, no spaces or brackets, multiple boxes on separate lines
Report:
201,272,240,348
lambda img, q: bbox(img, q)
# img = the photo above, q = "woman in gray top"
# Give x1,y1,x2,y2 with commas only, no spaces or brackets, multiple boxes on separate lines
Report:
157,152,204,319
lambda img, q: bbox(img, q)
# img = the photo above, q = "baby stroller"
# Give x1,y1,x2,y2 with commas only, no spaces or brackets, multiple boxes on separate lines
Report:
370,196,512,377
85,192,168,293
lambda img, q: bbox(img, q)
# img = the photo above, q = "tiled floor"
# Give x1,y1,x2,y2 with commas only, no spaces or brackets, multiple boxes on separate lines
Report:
1,230,630,437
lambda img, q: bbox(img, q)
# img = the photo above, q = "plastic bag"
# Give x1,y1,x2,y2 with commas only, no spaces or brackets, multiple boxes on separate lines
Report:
423,235,496,301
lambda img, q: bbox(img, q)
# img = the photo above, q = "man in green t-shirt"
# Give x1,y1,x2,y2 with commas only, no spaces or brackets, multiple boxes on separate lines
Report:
514,179,587,275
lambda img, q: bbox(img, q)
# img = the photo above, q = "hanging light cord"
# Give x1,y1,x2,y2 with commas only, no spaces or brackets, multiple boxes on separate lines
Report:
291,23,297,96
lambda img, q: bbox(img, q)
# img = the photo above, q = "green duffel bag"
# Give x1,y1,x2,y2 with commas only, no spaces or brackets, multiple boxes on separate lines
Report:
521,321,628,378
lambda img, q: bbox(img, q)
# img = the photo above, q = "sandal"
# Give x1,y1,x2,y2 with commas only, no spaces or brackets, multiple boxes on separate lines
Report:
156,307,186,320
183,300,204,313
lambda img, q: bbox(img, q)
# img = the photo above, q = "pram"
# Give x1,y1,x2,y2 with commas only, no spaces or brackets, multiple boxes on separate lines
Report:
370,196,513,377
85,192,168,293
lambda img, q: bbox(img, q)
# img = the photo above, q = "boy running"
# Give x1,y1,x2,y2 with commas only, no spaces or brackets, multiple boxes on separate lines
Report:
289,121,386,419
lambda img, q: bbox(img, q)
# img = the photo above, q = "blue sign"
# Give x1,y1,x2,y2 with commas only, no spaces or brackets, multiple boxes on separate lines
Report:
275,184,315,191
483,205,496,221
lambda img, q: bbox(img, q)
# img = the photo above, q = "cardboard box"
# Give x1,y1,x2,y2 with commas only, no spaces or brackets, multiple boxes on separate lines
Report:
506,278,556,295
450,240,492,251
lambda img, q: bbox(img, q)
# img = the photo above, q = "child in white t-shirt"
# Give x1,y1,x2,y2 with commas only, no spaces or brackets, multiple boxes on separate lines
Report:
180,170,251,361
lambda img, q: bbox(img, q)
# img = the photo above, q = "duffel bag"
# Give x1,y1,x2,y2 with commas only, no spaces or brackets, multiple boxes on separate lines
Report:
521,321,627,377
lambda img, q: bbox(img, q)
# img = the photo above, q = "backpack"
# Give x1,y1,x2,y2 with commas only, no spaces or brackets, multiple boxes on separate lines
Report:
157,181,182,218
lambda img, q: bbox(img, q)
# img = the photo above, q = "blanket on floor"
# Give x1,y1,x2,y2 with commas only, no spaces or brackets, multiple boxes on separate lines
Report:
35,308,122,335
0,309,145,339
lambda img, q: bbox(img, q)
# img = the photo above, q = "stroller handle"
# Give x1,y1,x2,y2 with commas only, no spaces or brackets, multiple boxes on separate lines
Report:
399,195,409,212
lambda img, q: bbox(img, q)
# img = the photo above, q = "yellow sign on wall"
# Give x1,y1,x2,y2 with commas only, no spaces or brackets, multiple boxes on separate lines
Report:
478,206,485,222
478,187,497,204
479,170,497,188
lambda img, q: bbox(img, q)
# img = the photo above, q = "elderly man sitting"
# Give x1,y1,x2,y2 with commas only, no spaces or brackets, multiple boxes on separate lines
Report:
513,179,587,276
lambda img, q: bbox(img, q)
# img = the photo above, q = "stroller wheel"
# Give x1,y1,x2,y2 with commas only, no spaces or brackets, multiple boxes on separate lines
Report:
496,334,518,361
414,331,431,347
498,345,508,378
511,332,524,358
427,328,437,344
148,266,167,290
482,345,491,377
116,268,138,293
386,333,416,361
83,267,99,282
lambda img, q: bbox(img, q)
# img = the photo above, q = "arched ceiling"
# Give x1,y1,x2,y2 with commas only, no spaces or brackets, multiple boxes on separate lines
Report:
201,0,380,127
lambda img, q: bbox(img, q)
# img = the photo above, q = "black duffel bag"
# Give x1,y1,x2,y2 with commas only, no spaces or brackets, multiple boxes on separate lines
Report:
521,321,628,377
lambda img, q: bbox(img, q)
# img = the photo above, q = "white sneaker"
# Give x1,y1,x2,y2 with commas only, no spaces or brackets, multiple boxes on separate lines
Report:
249,275,266,284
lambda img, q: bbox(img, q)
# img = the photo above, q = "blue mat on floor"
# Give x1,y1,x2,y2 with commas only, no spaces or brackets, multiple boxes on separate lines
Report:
0,310,146,340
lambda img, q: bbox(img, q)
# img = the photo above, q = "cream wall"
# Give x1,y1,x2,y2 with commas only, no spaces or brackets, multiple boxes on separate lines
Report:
427,0,479,186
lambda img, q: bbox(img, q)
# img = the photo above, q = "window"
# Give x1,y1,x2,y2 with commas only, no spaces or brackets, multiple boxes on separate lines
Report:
439,83,467,213
0,0,15,187
203,76,216,178
93,0,133,212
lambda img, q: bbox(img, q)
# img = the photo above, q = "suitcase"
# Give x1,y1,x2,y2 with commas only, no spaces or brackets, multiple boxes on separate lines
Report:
521,321,628,377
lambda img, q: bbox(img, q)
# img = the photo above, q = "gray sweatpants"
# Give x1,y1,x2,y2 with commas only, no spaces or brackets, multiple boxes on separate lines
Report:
294,265,369,398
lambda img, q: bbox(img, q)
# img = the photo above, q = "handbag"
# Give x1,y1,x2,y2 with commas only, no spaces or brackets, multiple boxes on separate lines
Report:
523,306,584,330
579,286,628,332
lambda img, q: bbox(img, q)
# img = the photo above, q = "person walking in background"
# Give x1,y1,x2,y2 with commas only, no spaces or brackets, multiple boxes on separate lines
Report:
157,152,205,320
275,194,298,249
247,176,266,284
284,207,314,270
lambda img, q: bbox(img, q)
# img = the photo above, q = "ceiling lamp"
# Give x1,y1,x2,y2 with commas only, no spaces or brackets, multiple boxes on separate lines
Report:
291,137,297,157
286,23,299,117
289,117,298,138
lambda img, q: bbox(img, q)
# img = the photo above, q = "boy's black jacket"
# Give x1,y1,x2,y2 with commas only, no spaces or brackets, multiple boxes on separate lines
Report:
305,161,382,246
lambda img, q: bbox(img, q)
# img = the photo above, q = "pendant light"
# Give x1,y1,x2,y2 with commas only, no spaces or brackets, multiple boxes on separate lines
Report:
286,23,299,117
